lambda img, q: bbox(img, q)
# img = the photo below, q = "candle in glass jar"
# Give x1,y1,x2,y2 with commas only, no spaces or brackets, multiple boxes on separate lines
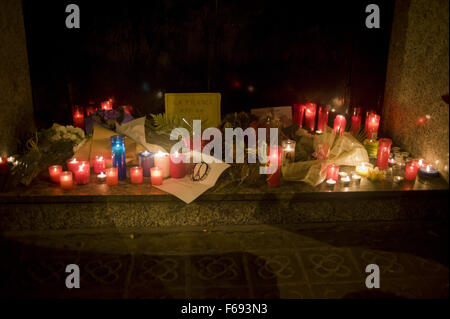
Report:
366,113,380,139
281,139,296,164
326,179,336,189
267,145,282,187
130,166,143,184
106,167,119,186
67,158,80,173
351,172,361,186
356,162,372,177
93,155,106,174
48,165,62,183
139,151,154,177
74,161,90,185
419,164,440,178
72,105,85,130
333,115,346,135
154,151,170,178
304,103,317,132
169,152,186,179
341,175,351,187
405,162,418,181
59,171,73,190
293,104,306,127
351,115,361,134
150,167,163,186
0,157,9,174
111,135,127,181
317,106,329,132
326,164,340,181
97,172,107,184
376,138,392,170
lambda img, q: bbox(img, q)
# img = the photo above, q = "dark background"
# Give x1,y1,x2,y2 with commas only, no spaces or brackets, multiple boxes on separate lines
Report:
22,0,394,128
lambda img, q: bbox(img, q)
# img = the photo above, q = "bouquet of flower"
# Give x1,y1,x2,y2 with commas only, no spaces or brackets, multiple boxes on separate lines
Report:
85,109,134,134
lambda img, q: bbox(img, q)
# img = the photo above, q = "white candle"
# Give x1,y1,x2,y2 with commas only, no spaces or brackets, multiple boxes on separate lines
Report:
326,179,336,189
154,151,170,178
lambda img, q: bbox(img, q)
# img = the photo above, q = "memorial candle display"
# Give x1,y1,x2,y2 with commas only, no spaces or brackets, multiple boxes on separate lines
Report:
405,162,418,181
418,164,440,179
74,161,90,185
317,106,329,132
150,167,163,186
356,162,372,177
267,145,282,187
326,164,340,181
48,165,62,183
169,152,186,179
304,103,317,132
154,151,170,178
138,151,154,177
59,171,73,190
67,158,80,173
376,138,392,170
101,100,113,110
366,113,380,139
281,139,296,164
333,115,346,135
111,135,127,180
0,157,8,174
94,156,106,174
130,166,143,184
351,109,361,134
106,167,119,186
293,104,306,127
72,105,85,130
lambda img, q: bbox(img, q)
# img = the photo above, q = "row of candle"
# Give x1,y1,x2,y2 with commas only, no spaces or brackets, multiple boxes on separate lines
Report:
71,101,133,130
325,164,362,188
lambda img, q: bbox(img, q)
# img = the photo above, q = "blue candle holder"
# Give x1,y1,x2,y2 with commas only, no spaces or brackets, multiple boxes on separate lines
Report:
111,135,127,181
138,151,154,177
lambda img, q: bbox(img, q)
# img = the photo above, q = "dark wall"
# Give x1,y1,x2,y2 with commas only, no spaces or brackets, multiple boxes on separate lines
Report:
22,0,394,128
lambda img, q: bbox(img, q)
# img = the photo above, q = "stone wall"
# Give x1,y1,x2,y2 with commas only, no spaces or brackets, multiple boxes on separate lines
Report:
382,0,449,181
0,0,35,156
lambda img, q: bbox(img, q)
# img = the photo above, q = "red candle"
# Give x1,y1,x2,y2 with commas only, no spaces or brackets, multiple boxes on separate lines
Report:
86,106,97,116
67,158,80,173
333,115,346,135
0,157,8,174
293,104,306,127
366,113,380,139
267,145,282,187
317,106,329,132
48,165,62,183
412,158,425,171
364,110,374,134
405,162,418,181
326,164,340,181
150,167,163,186
101,100,113,110
351,115,361,134
130,166,143,184
353,107,362,117
169,152,186,179
72,105,85,130
106,167,118,186
122,105,133,114
59,171,73,190
74,161,90,185
376,138,392,170
303,103,317,132
93,155,106,174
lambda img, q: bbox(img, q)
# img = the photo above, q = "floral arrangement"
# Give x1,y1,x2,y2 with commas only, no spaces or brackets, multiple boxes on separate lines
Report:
86,109,134,134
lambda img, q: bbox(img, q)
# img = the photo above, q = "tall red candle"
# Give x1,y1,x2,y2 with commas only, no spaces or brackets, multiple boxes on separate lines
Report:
130,166,143,184
67,158,80,173
326,164,340,181
169,152,186,179
366,113,380,139
333,115,346,135
376,138,392,169
48,165,62,183
94,155,106,174
405,162,418,181
0,157,8,174
351,115,361,134
292,104,306,127
72,105,85,130
303,103,317,132
317,106,329,132
267,145,282,187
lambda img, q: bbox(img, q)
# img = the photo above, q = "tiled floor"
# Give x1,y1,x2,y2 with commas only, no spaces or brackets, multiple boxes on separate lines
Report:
0,221,448,299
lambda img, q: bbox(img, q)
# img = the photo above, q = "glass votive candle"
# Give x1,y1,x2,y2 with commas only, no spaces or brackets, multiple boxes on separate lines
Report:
351,172,361,186
106,167,119,186
356,162,373,177
326,179,336,189
338,172,348,181
393,176,404,184
405,162,418,181
94,155,106,174
74,161,90,185
60,171,73,190
67,158,80,173
326,164,340,181
340,175,351,187
150,167,163,186
130,166,143,184
281,139,296,164
97,172,107,184
392,164,405,178
48,165,62,183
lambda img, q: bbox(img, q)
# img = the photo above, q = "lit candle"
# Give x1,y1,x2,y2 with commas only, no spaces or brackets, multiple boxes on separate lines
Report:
411,158,425,172
130,166,143,184
169,152,186,179
405,162,418,181
72,105,85,130
303,103,317,132
351,172,361,186
356,162,372,177
351,115,361,134
67,158,80,173
418,164,440,179
139,151,154,177
341,175,351,187
338,171,348,181
326,164,340,181
281,139,296,164
376,138,392,170
48,165,62,183
292,104,306,127
267,145,282,187
366,113,380,139
60,171,73,190
154,151,170,178
0,157,8,174
111,135,127,180
106,167,119,186
317,106,329,132
150,167,163,186
97,172,107,184
93,156,106,174
333,115,346,135
74,161,90,185
122,105,133,114
326,179,336,189
101,100,113,110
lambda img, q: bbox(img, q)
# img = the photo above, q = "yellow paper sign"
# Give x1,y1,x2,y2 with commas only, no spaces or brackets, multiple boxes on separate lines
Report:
165,93,221,128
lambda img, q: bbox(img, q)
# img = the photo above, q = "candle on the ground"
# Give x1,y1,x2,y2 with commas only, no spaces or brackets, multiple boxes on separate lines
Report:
267,145,282,187
0,157,8,174
154,151,170,178
356,162,372,177
72,105,85,130
366,113,380,139
419,164,440,178
97,172,107,184
169,152,186,179
317,106,329,132
93,155,106,174
111,135,127,180
67,158,80,173
333,115,346,135
376,138,392,170
150,167,163,186
304,103,317,132
60,171,73,190
106,167,118,186
130,166,143,184
293,104,306,127
48,165,62,183
139,151,154,177
405,162,418,181
326,164,340,181
74,161,90,185
281,139,296,164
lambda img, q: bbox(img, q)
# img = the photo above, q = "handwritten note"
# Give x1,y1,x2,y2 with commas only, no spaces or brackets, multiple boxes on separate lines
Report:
165,93,221,128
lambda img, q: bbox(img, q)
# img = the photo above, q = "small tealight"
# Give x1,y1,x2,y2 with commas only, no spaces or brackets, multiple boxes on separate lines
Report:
341,176,351,187
393,176,404,184
351,172,361,186
338,172,348,181
97,172,107,184
326,179,336,189
315,130,323,135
